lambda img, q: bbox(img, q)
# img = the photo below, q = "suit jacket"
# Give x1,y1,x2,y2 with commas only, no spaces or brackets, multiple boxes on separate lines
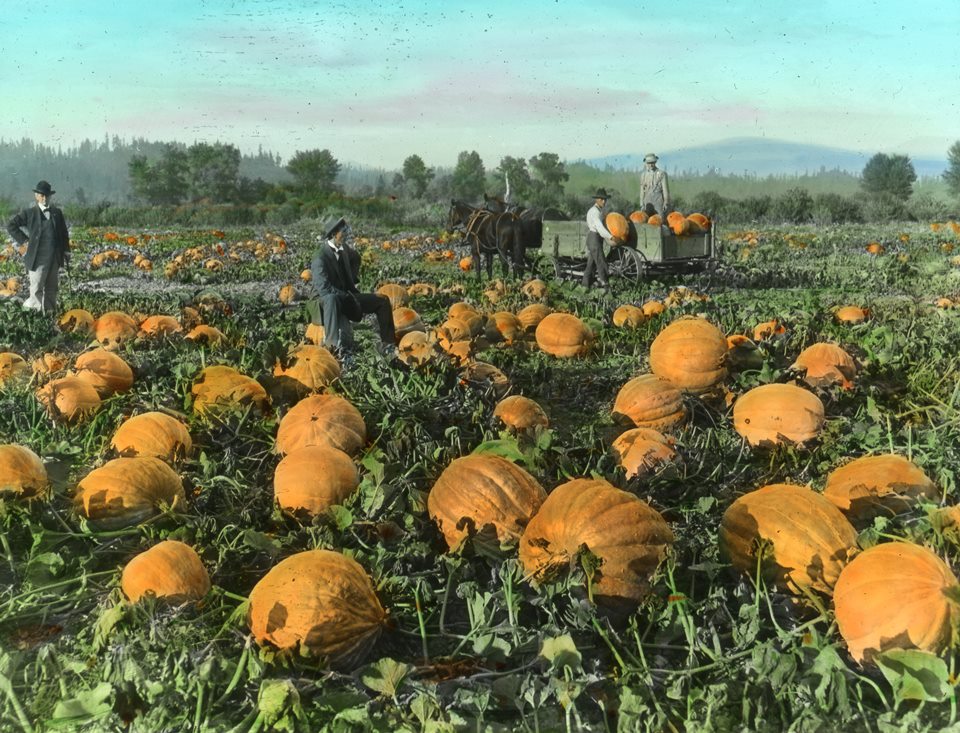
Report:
310,242,363,321
6,204,70,270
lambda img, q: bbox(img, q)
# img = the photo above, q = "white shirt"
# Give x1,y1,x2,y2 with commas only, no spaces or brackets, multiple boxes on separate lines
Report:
327,239,343,257
586,204,615,241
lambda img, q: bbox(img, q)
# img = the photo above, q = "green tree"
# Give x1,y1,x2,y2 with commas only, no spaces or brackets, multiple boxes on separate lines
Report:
528,152,569,208
128,144,189,204
495,156,533,203
185,142,241,201
861,153,916,200
944,141,960,199
401,154,434,198
286,149,341,194
451,150,485,200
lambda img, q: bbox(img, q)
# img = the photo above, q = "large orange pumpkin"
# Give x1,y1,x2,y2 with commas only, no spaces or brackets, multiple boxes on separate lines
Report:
719,483,858,595
535,313,593,358
58,308,95,335
519,479,673,613
110,412,193,462
377,283,409,309
611,428,677,480
835,306,868,324
521,279,547,299
93,311,138,348
397,331,438,368
75,456,185,528
247,549,387,667
485,311,523,345
605,212,629,241
139,315,183,338
823,454,938,524
834,542,960,664
185,324,226,347
629,211,648,224
0,352,30,387
493,395,549,433
612,304,645,329
0,444,49,498
791,342,858,389
36,377,102,423
191,365,270,417
274,445,359,518
275,394,366,456
649,317,728,393
612,374,687,431
428,454,546,551
516,303,553,332
273,345,340,398
72,349,134,398
732,383,825,447
392,307,425,342
121,540,210,603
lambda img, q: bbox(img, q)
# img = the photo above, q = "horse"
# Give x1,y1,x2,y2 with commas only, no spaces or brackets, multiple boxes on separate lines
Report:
481,194,570,272
448,199,524,280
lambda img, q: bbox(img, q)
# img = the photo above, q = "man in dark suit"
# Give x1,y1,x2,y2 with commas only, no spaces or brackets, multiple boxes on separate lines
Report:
6,180,70,314
310,216,395,358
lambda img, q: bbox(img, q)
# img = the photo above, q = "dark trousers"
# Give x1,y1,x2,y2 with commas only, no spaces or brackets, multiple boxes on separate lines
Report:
319,292,395,349
582,232,608,287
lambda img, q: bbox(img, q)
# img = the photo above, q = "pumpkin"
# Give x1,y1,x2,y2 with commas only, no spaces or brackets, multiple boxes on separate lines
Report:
719,483,858,595
407,282,438,297
611,428,677,480
185,324,226,347
753,320,785,341
0,444,49,498
459,256,473,272
191,365,270,417
535,313,593,358
300,269,312,282
75,456,185,528
629,211,648,224
303,322,325,346
460,361,510,399
58,308,95,335
485,311,523,345
519,478,673,613
687,213,711,230
612,304,645,329
647,214,662,226
72,349,134,397
275,394,366,456
834,542,960,664
791,342,858,389
521,279,547,299
457,311,486,338
139,315,183,337
278,284,297,305
641,300,665,317
823,454,938,524
121,540,210,603
377,283,409,309
110,412,193,462
668,215,690,236
605,212,629,241
273,345,340,397
93,311,138,348
274,445,359,518
36,377,102,423
32,352,69,378
493,395,549,433
516,303,553,332
0,352,30,387
612,374,687,431
483,279,507,304
397,331,438,368
726,335,764,371
392,307,425,341
428,453,546,550
649,317,728,393
437,318,473,352
733,383,825,447
247,549,386,667
835,305,868,324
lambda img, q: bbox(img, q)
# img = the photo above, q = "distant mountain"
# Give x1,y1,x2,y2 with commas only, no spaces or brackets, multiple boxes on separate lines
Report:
586,138,947,178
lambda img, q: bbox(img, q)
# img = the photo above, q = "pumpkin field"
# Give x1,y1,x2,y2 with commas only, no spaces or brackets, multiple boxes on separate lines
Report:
4,217,960,732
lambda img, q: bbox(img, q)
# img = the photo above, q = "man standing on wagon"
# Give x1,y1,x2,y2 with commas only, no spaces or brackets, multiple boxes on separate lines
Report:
639,153,671,218
6,180,70,315
582,188,620,291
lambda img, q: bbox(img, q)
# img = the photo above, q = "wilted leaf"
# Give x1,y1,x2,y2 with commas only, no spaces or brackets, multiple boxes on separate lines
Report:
359,657,413,700
539,634,582,673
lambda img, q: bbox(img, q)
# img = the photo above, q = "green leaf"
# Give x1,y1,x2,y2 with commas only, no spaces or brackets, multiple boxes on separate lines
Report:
470,439,526,464
875,649,952,704
359,657,413,699
93,602,127,652
257,678,303,731
49,682,113,727
539,634,582,673
328,504,354,530
242,529,281,558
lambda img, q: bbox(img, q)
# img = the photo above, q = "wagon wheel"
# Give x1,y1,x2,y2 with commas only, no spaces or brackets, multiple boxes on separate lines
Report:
606,246,647,283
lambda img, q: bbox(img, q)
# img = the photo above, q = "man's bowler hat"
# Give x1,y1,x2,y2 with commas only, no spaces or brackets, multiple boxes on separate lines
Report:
323,216,347,239
592,188,611,200
33,180,55,196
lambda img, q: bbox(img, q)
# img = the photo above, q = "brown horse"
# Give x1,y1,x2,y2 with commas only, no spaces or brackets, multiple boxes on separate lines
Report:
447,199,525,280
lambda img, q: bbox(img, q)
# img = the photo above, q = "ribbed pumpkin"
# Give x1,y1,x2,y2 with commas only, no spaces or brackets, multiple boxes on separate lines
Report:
58,308,95,335
121,540,210,603
75,456,185,528
94,311,138,348
274,446,359,518
649,317,728,393
834,542,960,664
687,213,711,230
641,300,665,317
612,374,687,431
516,303,553,332
605,212,629,241
392,307,425,341
110,412,193,462
493,395,549,433
733,383,825,447
428,454,546,550
278,284,297,305
377,283,409,309
303,323,325,346
185,324,226,347
275,394,366,456
484,312,523,345
612,304,645,329
397,331,438,368
0,444,49,498
37,377,102,422
835,305,868,324
719,483,858,595
437,318,472,351
647,214,662,226
247,549,387,667
535,313,593,358
32,352,68,378
629,211,648,224
521,279,547,299
273,345,340,397
0,352,30,386
611,428,677,480
72,349,134,398
823,454,938,524
407,282,437,298
791,342,858,389
139,315,183,337
191,365,270,417
519,479,674,613
448,302,479,321
460,361,510,399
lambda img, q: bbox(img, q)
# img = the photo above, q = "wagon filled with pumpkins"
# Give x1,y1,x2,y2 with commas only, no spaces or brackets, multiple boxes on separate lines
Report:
539,210,717,283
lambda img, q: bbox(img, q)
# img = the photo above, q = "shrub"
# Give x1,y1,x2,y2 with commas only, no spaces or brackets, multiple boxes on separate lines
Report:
767,187,813,224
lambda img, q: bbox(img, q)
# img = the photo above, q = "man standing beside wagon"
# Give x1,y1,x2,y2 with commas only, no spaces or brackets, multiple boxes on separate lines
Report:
639,153,671,218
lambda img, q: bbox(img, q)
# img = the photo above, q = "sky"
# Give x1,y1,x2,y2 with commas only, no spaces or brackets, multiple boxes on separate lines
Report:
1,0,957,169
